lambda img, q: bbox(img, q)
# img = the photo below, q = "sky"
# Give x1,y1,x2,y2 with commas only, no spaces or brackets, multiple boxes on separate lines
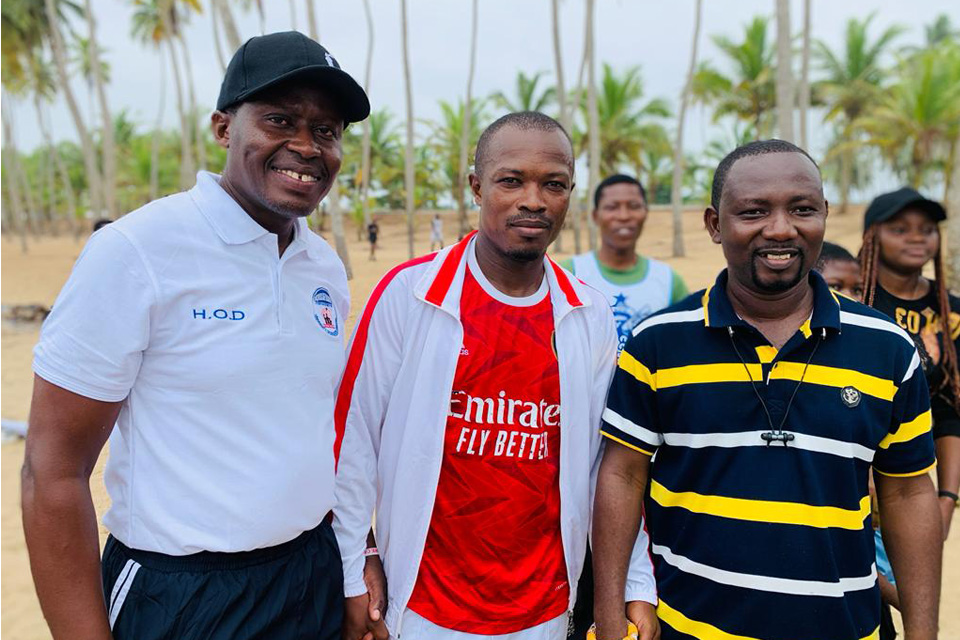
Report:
3,0,956,199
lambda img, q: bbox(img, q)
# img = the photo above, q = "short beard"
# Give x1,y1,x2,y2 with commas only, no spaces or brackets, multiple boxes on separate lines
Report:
504,246,545,263
750,252,807,293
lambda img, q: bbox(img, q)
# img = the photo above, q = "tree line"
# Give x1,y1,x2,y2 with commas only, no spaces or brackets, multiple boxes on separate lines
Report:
2,1,959,278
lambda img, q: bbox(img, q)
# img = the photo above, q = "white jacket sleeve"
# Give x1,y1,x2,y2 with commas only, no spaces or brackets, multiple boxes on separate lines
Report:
588,302,658,607
625,519,657,605
332,273,409,598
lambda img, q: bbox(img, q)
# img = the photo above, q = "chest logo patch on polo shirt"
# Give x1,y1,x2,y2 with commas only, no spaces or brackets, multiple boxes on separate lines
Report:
312,287,339,337
841,386,861,408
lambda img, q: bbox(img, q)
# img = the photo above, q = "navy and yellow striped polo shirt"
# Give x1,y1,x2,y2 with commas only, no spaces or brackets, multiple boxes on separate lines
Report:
602,269,935,640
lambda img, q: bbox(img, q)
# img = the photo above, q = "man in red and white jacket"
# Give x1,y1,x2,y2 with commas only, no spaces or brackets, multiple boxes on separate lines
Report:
334,112,658,640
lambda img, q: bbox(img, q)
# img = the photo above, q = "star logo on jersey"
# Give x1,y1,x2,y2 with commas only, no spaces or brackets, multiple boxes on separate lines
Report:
840,386,861,408
610,292,653,347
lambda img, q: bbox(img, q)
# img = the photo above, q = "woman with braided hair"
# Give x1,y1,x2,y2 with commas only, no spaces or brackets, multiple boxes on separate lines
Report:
860,187,960,538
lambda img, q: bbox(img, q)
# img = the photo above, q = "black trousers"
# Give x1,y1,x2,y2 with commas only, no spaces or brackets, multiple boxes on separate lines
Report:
102,520,344,640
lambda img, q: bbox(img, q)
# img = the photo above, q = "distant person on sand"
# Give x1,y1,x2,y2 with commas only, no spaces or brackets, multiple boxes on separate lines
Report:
593,140,942,640
368,218,380,260
23,31,369,640
560,174,686,639
333,112,658,640
430,213,444,251
858,187,960,540
562,174,687,354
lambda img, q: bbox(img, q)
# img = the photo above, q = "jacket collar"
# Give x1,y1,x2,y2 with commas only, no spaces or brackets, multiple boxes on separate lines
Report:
702,268,842,333
413,232,591,321
190,171,318,259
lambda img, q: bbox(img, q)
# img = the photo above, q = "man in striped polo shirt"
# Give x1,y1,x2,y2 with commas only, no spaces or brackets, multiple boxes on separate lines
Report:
592,140,943,640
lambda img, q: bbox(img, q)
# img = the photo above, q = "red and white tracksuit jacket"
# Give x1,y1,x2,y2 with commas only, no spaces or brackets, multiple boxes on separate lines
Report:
332,234,656,635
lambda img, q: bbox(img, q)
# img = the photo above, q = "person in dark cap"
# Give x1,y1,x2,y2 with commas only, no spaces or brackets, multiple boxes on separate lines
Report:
22,32,369,639
860,187,960,540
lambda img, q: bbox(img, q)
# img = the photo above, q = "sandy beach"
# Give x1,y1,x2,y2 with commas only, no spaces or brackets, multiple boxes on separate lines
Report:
2,207,958,638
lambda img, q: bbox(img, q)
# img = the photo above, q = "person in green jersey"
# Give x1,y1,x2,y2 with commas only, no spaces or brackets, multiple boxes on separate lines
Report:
561,175,687,351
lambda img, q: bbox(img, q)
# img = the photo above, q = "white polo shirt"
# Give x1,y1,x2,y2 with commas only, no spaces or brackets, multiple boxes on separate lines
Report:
33,171,349,555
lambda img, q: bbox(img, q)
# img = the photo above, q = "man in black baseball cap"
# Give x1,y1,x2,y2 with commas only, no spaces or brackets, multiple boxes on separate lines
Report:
23,31,368,640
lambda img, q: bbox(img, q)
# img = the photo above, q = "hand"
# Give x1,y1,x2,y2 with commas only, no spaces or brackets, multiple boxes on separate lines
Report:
626,601,660,640
342,555,388,640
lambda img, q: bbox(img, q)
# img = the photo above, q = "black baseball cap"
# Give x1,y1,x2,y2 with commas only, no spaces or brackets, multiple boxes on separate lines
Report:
216,31,370,123
863,187,946,230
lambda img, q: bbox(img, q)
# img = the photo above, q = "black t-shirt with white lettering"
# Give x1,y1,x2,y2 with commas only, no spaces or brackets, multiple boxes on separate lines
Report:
872,282,960,439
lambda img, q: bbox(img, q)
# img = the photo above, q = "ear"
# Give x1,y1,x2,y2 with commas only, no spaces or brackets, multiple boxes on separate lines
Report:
211,111,232,149
469,173,482,205
704,207,722,245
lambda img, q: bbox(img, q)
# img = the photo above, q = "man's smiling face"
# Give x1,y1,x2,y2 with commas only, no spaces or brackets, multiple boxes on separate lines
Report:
215,81,344,226
705,152,828,295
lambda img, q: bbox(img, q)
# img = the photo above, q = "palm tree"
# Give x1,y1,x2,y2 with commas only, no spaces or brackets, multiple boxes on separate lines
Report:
692,16,776,137
44,0,106,218
855,45,960,190
585,0,599,251
359,0,374,231
815,13,904,211
131,0,195,190
775,0,795,141
27,51,80,235
578,64,671,176
212,0,242,53
490,71,556,114
922,14,959,47
550,0,568,252
798,0,811,148
429,99,486,219
305,0,318,39
170,0,206,173
456,0,479,237
0,97,30,250
83,0,118,218
400,0,415,258
671,0,702,257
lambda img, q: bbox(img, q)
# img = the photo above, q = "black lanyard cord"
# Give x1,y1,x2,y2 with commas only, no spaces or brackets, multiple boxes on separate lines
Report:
727,325,825,446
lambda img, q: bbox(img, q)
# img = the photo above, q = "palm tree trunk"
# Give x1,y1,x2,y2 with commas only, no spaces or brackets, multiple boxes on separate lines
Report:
305,0,319,40
775,0,795,142
400,0,416,259
177,31,207,171
150,54,167,201
457,0,479,237
2,104,30,252
84,0,117,219
256,0,266,36
215,0,243,52
45,0,104,219
327,181,353,278
585,0,600,253
36,96,78,235
839,147,852,213
211,4,227,72
360,0,374,229
288,0,297,30
163,34,196,190
671,0,702,258
550,0,566,253
798,0,811,149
